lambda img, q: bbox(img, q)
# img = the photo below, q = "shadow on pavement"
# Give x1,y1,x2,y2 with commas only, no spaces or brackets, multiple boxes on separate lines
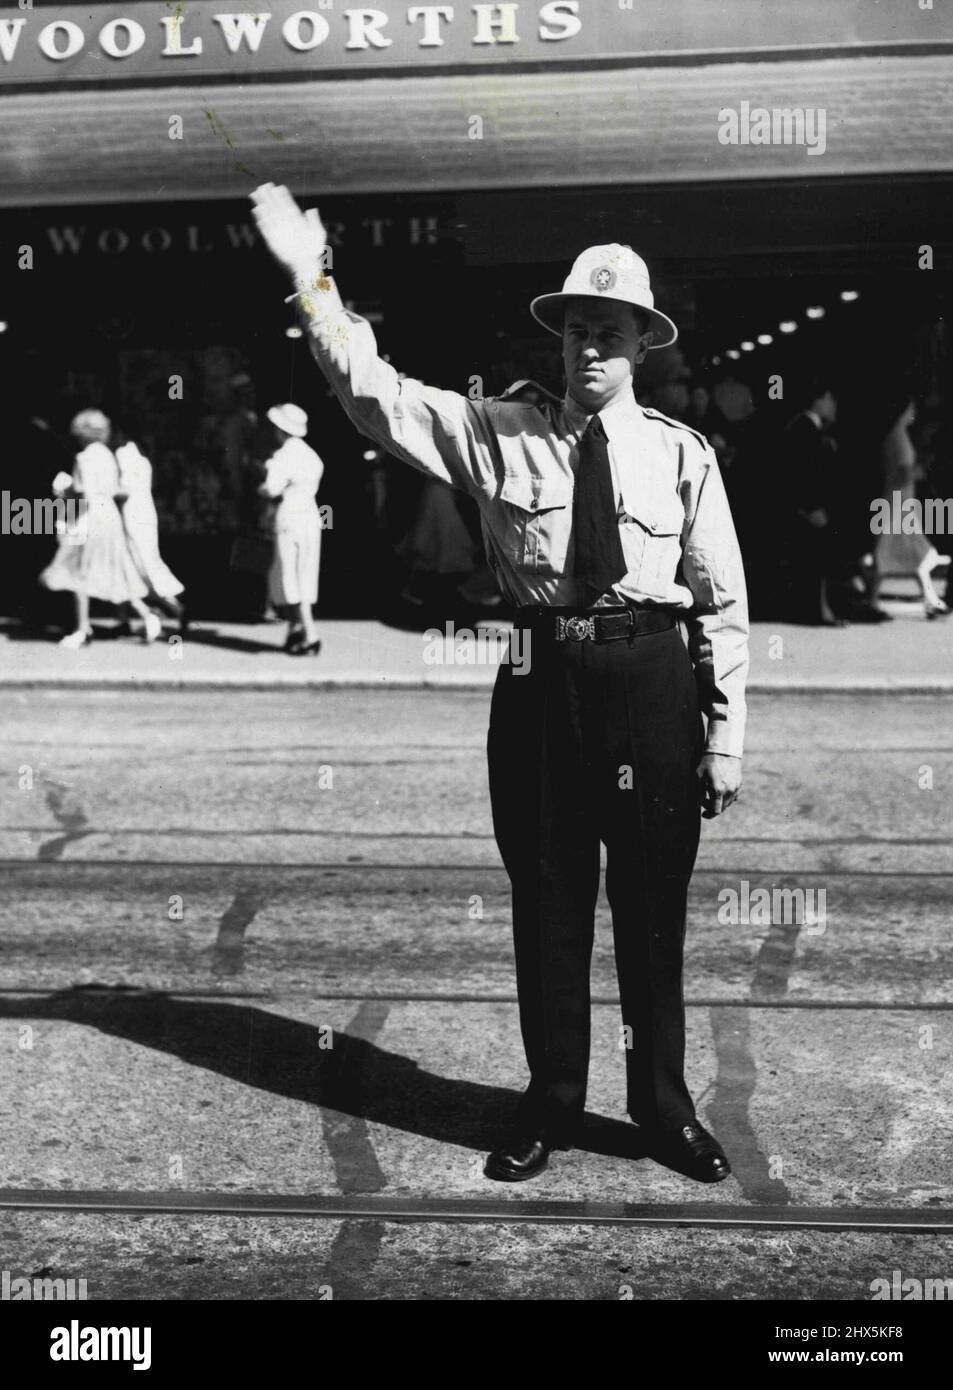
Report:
179,628,283,656
0,987,655,1166
1,622,128,643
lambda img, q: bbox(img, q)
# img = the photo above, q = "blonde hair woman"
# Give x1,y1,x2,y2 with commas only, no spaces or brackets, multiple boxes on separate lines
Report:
39,409,161,648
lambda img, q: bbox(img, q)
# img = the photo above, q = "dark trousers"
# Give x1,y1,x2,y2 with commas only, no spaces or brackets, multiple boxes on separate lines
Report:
487,618,704,1138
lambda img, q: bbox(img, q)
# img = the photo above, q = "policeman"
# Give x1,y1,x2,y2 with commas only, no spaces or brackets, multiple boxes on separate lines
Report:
251,184,749,1185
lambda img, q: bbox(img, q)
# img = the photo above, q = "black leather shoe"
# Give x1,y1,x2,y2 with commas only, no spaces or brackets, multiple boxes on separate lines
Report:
484,1132,551,1183
647,1121,731,1183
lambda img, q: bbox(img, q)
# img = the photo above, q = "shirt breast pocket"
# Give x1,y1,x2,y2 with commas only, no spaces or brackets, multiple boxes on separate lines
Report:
617,480,685,597
498,474,572,577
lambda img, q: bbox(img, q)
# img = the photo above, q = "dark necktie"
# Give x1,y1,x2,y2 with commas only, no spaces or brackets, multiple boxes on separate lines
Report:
572,414,627,602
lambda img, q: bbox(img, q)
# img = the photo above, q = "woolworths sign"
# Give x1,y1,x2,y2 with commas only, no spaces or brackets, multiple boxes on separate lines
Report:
1,1,949,86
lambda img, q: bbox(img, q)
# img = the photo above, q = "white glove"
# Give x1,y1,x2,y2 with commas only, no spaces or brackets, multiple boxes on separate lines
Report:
52,471,73,495
250,183,328,284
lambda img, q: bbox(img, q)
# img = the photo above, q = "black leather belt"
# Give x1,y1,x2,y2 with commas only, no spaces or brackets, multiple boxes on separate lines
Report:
515,606,677,643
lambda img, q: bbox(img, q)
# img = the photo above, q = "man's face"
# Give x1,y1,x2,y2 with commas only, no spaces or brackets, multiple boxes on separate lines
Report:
816,390,837,426
562,299,653,410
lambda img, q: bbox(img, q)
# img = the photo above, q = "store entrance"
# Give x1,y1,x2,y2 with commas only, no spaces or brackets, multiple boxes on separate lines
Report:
3,176,950,624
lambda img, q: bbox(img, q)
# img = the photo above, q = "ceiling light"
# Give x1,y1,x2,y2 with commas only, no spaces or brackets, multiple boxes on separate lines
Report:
779,320,797,334
285,326,303,339
757,334,773,345
726,349,741,360
740,341,755,352
806,306,825,320
840,290,859,302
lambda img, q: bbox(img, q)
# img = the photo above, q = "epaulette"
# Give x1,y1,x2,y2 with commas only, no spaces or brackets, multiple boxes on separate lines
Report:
641,407,710,451
495,379,563,408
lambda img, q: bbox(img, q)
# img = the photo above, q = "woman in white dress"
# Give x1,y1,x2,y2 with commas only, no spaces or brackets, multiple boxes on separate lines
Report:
39,410,161,648
114,432,187,631
259,403,324,655
874,399,950,619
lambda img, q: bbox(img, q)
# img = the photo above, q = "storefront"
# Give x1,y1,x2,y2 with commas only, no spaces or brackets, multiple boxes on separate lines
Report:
2,1,952,615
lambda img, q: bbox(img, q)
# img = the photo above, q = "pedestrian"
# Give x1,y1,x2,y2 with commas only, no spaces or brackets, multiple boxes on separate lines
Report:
396,477,481,608
782,380,846,626
686,382,714,438
252,184,748,1183
114,430,187,633
223,372,261,528
873,397,950,620
259,403,324,655
39,409,161,648
711,367,754,430
7,407,73,631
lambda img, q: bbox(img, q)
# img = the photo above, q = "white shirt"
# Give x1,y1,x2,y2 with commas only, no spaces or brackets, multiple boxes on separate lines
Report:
262,436,324,516
296,273,749,757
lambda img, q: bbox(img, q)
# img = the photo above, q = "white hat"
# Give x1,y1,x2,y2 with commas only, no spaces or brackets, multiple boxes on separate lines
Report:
530,244,677,349
267,403,308,438
70,408,111,442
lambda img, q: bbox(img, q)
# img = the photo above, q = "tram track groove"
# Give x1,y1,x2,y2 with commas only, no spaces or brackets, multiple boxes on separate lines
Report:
1,1190,951,1232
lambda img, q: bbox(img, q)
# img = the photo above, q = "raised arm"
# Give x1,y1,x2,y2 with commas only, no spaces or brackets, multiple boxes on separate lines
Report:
250,184,497,495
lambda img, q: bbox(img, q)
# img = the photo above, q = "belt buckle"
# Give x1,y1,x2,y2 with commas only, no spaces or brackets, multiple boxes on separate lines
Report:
556,615,595,642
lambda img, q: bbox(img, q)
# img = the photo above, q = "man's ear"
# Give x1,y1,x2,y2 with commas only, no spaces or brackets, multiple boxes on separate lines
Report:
634,329,654,364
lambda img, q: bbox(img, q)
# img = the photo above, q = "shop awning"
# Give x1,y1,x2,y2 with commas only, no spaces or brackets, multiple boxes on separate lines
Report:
2,52,952,207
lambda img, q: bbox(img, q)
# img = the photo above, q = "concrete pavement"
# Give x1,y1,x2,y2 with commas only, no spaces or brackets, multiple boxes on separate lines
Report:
1,593,951,691
1,688,952,1298
6,1210,948,1301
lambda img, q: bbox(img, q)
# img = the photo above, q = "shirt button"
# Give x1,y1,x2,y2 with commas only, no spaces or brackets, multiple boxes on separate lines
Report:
530,499,539,510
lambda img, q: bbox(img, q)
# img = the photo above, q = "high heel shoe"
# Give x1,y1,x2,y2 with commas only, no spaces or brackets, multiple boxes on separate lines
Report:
289,637,322,657
59,627,93,649
925,600,951,620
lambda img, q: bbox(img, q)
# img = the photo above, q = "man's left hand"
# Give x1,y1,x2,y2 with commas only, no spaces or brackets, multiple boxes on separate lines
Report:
696,753,742,818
